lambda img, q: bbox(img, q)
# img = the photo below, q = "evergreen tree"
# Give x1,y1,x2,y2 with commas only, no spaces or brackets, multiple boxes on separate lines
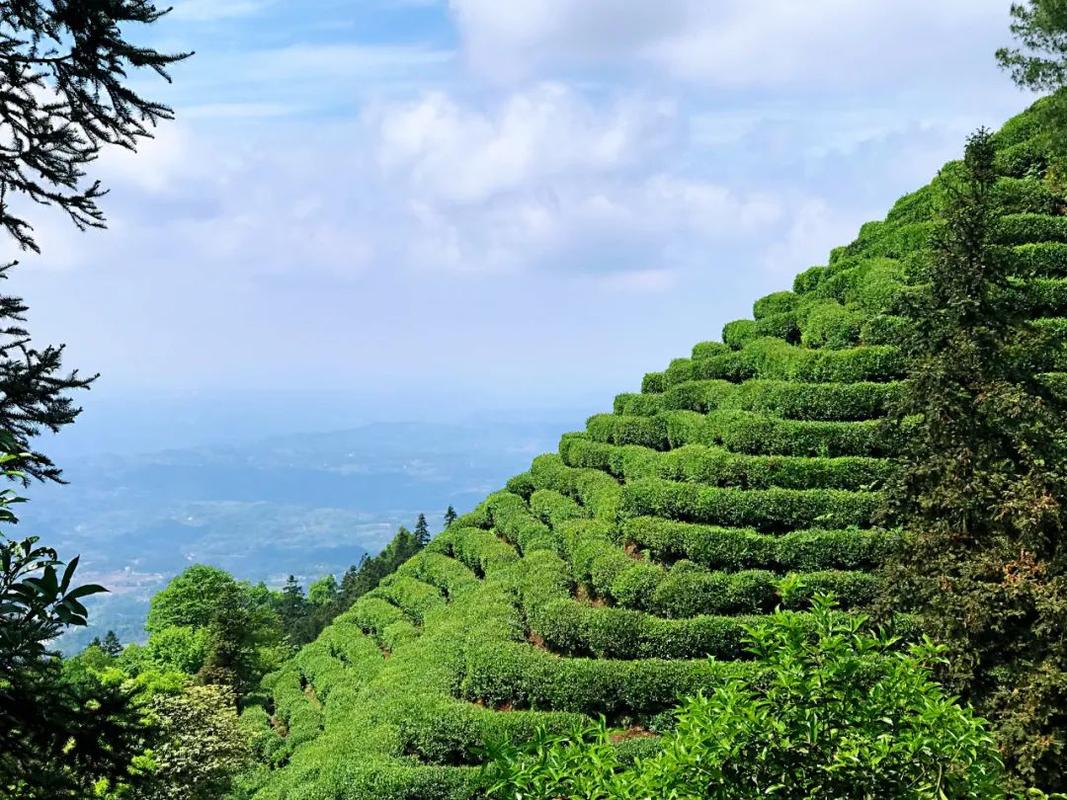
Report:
0,272,96,483
998,1,1067,157
884,129,1067,790
0,1,189,253
414,513,431,547
101,630,122,657
444,505,458,529
0,2,187,482
275,575,314,645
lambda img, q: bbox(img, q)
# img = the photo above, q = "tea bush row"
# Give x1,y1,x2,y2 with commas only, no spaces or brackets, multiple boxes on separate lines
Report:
562,437,893,491
614,378,899,420
621,516,897,572
587,410,893,457
619,477,880,531
460,640,753,716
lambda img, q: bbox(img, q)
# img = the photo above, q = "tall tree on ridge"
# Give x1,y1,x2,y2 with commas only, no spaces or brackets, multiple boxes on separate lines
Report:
101,630,122,657
883,129,1067,790
414,513,431,547
444,505,458,529
997,0,1067,157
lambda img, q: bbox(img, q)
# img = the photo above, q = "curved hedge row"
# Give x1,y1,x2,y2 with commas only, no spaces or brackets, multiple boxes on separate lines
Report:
561,438,893,491
614,378,899,420
586,410,894,457
460,641,753,716
621,517,898,571
663,341,905,386
619,477,880,531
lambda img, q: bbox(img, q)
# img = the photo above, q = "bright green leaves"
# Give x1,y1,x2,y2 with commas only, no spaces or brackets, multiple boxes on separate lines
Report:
1,535,107,666
486,596,1008,800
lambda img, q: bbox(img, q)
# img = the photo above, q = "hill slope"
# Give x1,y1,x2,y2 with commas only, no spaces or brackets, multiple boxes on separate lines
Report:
239,104,1067,800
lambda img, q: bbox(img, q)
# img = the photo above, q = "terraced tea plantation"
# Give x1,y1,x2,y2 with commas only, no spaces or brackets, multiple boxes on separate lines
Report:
240,107,1067,799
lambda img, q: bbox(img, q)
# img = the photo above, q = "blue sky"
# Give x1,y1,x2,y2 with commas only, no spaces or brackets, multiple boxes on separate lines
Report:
8,0,1038,450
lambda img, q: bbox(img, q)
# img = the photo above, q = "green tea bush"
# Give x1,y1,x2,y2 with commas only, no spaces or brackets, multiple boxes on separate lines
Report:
487,597,1008,800
562,438,893,490
661,378,735,412
623,517,897,572
691,340,730,360
1008,242,1067,274
641,371,666,393
1023,278,1067,314
447,525,519,576
528,454,622,521
753,310,801,342
341,596,418,648
529,489,586,528
532,599,769,659
753,291,798,319
861,312,910,344
886,184,938,225
485,491,558,554
724,379,898,420
612,391,662,415
620,477,880,531
994,176,1062,215
372,575,446,624
793,264,827,294
647,565,778,616
697,410,892,457
664,357,696,386
799,300,863,349
504,470,536,500
461,641,751,715
586,413,668,449
722,318,759,350
692,340,905,384
399,552,481,601
994,213,1067,245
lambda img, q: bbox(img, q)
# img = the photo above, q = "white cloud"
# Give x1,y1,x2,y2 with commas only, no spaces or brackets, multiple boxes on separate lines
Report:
362,86,784,274
369,84,676,204
449,0,1010,88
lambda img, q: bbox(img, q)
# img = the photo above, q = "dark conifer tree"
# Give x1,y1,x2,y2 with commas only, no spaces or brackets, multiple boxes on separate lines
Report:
444,505,458,529
884,129,1067,790
101,631,122,657
0,2,187,482
0,1,190,253
414,513,431,547
277,576,306,628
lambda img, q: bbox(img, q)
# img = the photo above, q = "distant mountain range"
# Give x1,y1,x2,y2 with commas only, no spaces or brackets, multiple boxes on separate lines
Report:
18,420,571,652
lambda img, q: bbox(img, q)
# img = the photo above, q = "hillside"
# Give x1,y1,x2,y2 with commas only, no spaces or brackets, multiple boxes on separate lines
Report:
238,104,1067,800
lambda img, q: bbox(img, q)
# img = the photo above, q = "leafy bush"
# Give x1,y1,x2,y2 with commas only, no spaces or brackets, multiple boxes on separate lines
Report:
486,596,1008,799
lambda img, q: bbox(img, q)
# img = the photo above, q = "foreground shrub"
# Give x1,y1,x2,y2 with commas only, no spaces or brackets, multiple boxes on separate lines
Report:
486,595,1008,799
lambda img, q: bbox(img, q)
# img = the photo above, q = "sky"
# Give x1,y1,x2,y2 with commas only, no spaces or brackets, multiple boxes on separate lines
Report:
5,0,1039,452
